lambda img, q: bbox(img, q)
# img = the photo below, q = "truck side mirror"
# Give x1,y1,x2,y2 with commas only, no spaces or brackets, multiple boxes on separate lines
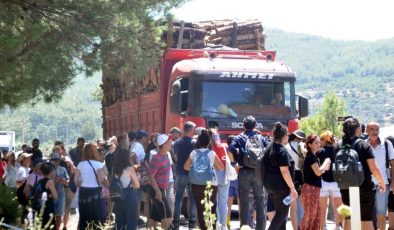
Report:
179,90,189,113
298,96,309,119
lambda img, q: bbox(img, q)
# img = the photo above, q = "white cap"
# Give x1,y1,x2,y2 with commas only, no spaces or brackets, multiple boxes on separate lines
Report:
157,134,170,146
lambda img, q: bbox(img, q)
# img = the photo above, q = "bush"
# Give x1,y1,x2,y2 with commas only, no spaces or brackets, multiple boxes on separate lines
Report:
0,185,21,224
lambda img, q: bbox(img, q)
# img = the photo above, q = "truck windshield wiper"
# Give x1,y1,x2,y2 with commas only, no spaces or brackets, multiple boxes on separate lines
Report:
201,111,237,118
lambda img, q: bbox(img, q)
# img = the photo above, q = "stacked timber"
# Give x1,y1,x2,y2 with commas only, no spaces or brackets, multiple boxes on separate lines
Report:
102,19,265,107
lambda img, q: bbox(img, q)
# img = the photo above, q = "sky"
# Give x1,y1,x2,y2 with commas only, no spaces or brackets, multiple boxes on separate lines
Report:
172,0,394,41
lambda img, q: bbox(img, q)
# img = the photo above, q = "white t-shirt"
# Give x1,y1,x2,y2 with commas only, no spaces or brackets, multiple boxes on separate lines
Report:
190,148,217,186
286,141,301,170
16,166,30,182
130,142,146,164
4,165,17,188
77,160,104,188
370,139,394,185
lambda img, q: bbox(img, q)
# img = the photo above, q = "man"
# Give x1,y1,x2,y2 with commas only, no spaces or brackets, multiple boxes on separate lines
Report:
16,152,33,187
170,127,182,142
366,122,394,230
172,121,197,229
229,115,269,230
51,149,70,230
28,138,43,162
69,137,85,166
334,117,385,230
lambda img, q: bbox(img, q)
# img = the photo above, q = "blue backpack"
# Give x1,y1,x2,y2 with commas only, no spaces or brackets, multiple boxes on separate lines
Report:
189,149,214,185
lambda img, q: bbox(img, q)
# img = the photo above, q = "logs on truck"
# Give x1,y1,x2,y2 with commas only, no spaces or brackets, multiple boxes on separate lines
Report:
102,19,266,108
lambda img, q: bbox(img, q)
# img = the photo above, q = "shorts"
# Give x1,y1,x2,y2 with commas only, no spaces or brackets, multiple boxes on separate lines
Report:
54,194,65,216
64,187,75,213
375,185,389,215
388,191,394,212
341,188,375,221
229,180,239,198
320,181,341,198
148,188,172,221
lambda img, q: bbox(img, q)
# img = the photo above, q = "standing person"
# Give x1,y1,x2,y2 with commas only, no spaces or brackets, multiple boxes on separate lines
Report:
69,137,85,167
112,148,140,230
317,131,343,230
147,134,173,230
63,157,76,230
366,122,394,230
386,136,394,230
184,130,224,230
74,143,108,230
263,122,297,230
209,129,231,230
226,135,239,229
229,115,269,230
16,153,32,187
300,135,331,230
172,121,197,229
334,118,386,230
0,150,7,184
4,152,17,189
286,130,306,230
39,162,58,229
51,150,70,230
28,138,43,162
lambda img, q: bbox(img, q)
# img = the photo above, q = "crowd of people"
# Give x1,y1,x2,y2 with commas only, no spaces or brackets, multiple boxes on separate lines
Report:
0,115,394,230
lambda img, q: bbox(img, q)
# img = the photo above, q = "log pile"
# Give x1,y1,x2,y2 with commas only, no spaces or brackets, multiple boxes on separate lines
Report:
102,19,265,107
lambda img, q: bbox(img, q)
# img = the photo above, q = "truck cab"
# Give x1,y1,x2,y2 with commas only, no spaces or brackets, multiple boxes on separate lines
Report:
164,49,308,136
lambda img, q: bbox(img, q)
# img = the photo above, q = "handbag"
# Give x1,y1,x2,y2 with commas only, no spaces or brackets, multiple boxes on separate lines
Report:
225,153,238,181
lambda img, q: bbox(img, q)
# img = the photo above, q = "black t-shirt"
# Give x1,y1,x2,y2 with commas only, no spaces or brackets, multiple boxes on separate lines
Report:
334,137,375,191
303,151,322,188
264,143,295,191
317,146,335,182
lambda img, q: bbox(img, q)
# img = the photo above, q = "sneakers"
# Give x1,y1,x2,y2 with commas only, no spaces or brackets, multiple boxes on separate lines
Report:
188,221,197,229
136,217,146,227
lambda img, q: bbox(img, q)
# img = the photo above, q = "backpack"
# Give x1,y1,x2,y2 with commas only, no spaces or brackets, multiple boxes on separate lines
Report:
29,178,46,211
138,161,151,186
16,181,28,206
243,133,265,169
189,149,214,185
332,139,364,189
256,143,272,184
109,172,131,201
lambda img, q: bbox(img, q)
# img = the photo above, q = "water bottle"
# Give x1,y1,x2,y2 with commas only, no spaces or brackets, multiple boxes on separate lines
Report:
283,194,293,205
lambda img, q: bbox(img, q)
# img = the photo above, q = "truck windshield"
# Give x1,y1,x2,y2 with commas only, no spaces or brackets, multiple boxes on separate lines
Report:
191,81,293,119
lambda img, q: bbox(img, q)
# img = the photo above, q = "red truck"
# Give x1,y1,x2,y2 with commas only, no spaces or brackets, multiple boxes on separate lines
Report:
102,48,308,138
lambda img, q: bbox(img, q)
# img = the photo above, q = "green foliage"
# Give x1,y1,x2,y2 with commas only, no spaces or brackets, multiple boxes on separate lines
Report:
300,92,345,137
0,185,20,225
266,29,394,125
0,72,102,152
0,0,187,108
202,181,216,230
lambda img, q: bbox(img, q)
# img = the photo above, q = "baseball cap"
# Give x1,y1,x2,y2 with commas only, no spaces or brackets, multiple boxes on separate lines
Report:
157,134,171,146
17,153,33,163
136,130,149,139
320,130,334,144
51,152,61,160
291,130,307,140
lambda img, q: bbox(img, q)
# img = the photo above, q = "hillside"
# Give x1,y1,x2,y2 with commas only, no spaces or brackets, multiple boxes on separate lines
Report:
265,28,394,126
1,29,394,150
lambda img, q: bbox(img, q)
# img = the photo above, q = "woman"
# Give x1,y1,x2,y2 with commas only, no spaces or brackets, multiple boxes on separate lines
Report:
334,117,385,230
263,122,297,230
39,162,58,228
300,135,330,230
147,134,173,230
317,130,343,230
112,148,140,230
184,130,224,230
4,152,17,189
74,143,108,230
209,129,230,230
286,130,307,230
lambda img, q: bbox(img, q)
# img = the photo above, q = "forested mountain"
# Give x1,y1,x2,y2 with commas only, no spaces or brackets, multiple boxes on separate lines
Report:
265,28,394,126
1,29,393,151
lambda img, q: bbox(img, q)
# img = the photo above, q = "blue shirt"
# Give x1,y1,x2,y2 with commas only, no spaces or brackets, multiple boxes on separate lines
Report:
229,130,270,167
173,136,194,175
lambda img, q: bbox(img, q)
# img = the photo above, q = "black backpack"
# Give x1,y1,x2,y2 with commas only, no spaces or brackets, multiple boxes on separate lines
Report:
241,133,265,169
109,172,131,201
29,178,46,211
332,139,364,189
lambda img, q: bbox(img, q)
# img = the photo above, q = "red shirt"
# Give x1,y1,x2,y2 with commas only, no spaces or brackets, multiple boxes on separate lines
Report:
212,145,227,169
0,160,7,178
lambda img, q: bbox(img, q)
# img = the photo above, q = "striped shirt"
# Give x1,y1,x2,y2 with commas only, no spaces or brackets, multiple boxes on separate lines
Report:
149,152,171,189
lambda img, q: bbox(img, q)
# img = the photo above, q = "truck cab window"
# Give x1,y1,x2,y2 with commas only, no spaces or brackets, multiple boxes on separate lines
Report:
170,77,189,113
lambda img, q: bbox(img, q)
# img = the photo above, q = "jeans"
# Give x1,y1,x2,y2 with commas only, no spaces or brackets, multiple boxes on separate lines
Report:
266,189,290,230
114,188,138,230
173,174,196,223
238,168,266,230
216,170,230,225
